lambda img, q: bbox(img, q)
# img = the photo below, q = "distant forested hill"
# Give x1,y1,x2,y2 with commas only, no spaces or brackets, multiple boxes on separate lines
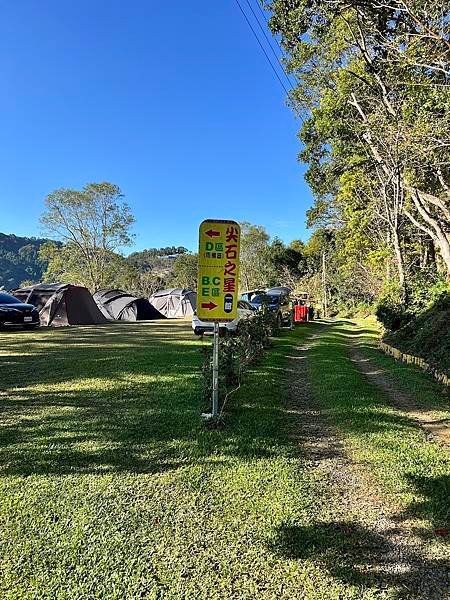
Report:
127,246,188,272
0,233,55,290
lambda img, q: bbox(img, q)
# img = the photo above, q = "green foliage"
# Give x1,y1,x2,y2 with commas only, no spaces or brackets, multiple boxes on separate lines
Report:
127,246,188,272
239,222,308,292
131,271,168,298
375,288,407,331
39,241,139,292
169,253,198,290
200,309,278,408
239,222,273,290
405,272,449,316
384,290,450,373
334,301,375,319
0,233,57,290
376,271,449,333
268,0,450,309
266,238,307,286
40,182,135,291
126,247,190,297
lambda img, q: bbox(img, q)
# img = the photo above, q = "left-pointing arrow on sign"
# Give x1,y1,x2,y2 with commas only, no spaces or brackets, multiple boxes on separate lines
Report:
205,229,220,238
201,302,218,310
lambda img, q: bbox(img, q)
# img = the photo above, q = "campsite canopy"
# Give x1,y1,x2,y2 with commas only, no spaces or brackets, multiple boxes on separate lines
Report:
93,289,165,321
149,288,196,318
12,283,109,327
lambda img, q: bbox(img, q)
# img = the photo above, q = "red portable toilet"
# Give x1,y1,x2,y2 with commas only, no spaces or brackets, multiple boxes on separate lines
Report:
294,304,308,323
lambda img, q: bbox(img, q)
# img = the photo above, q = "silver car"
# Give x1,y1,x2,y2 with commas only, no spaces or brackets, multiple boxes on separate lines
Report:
192,300,255,335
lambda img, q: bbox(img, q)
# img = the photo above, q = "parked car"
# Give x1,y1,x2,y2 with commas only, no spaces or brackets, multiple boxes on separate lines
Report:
0,292,40,329
248,289,291,327
192,300,255,335
240,289,266,303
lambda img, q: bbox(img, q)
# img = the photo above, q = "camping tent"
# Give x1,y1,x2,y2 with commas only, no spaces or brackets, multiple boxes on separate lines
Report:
149,288,196,318
12,283,109,327
93,289,165,321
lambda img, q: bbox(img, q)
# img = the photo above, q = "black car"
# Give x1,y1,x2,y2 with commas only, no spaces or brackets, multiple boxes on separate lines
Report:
0,292,40,328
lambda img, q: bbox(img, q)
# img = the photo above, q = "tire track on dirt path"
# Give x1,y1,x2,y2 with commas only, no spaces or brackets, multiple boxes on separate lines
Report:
348,344,450,448
285,324,449,599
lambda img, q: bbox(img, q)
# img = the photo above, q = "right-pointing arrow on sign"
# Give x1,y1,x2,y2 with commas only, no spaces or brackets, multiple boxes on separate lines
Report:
201,302,218,310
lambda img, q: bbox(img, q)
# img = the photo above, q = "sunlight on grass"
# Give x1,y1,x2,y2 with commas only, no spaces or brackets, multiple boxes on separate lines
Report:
1,320,448,598
308,322,450,526
0,321,347,599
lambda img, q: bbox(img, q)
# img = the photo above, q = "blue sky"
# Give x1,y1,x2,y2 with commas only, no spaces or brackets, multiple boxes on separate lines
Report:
0,0,313,253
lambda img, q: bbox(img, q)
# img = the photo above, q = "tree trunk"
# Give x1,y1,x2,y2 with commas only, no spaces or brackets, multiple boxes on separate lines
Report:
386,230,392,281
392,225,406,299
435,230,450,276
420,237,436,269
405,188,450,277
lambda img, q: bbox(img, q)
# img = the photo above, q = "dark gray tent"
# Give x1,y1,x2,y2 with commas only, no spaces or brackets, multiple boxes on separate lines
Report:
93,289,165,321
149,288,196,318
12,283,109,327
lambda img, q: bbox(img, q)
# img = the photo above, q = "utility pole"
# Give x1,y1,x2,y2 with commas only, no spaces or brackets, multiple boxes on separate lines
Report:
322,251,327,318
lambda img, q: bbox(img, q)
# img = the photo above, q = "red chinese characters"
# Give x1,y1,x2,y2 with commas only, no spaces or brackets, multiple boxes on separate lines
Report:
226,227,238,243
223,226,239,295
225,245,237,259
223,278,236,292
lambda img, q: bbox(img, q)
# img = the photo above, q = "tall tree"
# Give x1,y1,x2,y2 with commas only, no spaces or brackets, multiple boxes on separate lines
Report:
239,222,273,290
39,241,139,292
267,0,450,280
40,182,135,291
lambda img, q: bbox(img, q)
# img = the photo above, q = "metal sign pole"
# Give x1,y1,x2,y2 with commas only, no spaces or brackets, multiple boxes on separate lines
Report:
197,219,240,420
212,322,219,418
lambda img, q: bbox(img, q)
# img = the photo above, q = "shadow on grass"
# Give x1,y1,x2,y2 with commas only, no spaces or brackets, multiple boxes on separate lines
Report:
396,474,450,527
0,322,300,477
271,520,449,599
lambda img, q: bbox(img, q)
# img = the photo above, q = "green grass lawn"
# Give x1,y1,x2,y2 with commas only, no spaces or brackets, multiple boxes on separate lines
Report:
0,322,343,599
1,320,448,599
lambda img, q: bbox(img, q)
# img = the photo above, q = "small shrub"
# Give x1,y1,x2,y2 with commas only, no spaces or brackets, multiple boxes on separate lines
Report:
376,290,408,331
384,290,450,373
376,273,448,332
200,308,277,411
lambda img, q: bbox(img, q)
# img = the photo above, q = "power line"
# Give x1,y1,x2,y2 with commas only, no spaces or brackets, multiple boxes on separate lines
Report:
253,0,287,61
244,0,294,91
234,0,303,121
234,0,291,98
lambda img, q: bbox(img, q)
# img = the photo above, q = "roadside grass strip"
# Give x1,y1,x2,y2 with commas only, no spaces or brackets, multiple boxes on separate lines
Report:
351,318,449,420
307,321,450,534
0,322,370,599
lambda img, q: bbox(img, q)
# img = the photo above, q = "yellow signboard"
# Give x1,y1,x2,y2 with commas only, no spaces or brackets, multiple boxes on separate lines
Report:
197,219,241,322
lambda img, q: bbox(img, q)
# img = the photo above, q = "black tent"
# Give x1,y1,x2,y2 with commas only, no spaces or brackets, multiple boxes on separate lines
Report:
93,289,165,321
12,283,109,327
